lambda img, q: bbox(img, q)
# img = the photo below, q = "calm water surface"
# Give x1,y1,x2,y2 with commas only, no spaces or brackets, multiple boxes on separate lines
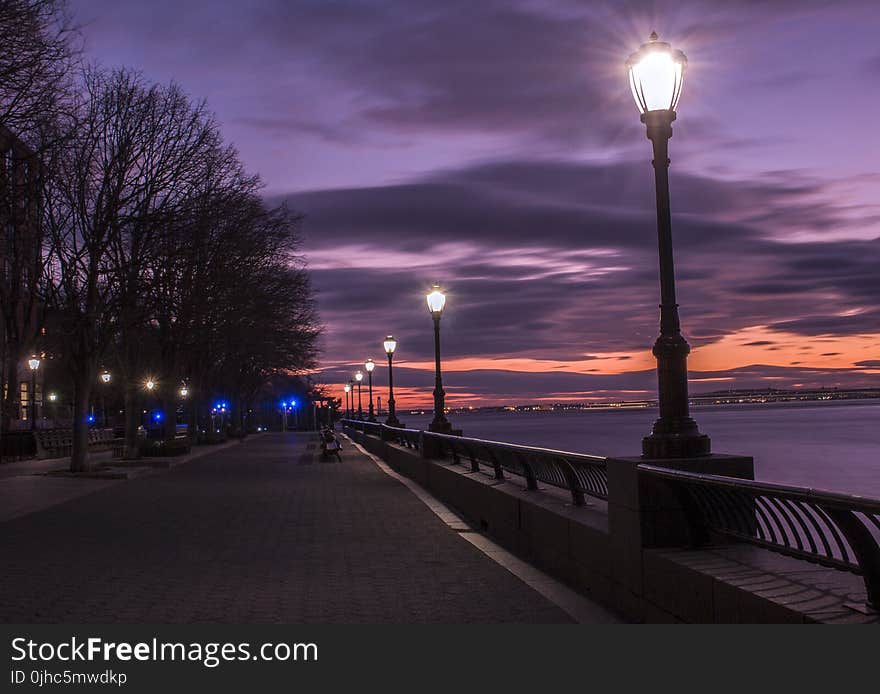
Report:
396,400,880,497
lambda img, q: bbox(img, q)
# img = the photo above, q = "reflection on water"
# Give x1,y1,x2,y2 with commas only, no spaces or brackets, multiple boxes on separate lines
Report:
397,400,880,497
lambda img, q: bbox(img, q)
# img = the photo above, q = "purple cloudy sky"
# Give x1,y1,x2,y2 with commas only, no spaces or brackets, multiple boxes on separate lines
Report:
70,0,880,406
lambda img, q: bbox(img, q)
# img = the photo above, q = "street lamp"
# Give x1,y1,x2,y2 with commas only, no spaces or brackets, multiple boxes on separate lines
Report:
426,285,452,433
343,383,351,419
179,386,189,398
99,371,111,428
145,379,155,391
364,359,376,422
627,32,710,459
383,335,402,427
354,371,364,420
27,355,40,430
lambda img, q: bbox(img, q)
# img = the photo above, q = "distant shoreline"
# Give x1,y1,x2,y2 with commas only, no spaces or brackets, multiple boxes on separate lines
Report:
401,394,880,417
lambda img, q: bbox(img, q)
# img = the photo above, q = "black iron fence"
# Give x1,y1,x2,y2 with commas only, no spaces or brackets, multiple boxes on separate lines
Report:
640,464,880,607
341,419,607,506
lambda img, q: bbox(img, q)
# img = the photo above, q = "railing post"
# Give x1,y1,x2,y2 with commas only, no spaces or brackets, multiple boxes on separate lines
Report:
606,454,753,618
822,506,880,608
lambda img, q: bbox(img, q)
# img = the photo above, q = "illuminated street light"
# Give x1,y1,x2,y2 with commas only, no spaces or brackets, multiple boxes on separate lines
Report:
355,371,364,420
383,335,401,427
98,370,111,428
27,355,40,431
365,358,376,422
343,383,352,419
179,386,189,398
145,379,155,391
627,32,709,458
426,285,452,433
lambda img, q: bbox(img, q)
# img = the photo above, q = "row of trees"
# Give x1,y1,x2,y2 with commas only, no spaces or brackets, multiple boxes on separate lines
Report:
1,1,322,470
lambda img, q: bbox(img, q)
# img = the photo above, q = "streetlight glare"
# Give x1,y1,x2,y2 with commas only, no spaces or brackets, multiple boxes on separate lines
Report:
626,32,686,115
100,371,111,384
145,379,155,390
365,358,375,373
383,335,397,355
426,285,446,315
28,355,40,371
343,384,351,393
355,371,364,382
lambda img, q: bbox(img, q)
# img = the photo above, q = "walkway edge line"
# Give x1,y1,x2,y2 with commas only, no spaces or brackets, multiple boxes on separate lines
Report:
341,433,621,624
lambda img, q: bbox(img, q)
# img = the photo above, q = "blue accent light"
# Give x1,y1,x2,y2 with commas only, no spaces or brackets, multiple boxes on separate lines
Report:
87,414,96,424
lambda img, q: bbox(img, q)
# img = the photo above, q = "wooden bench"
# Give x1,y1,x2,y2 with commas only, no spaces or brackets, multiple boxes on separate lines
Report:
35,428,124,459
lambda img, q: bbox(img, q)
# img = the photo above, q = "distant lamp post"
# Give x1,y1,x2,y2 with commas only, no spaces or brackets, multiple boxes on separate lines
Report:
343,383,352,419
27,355,40,430
99,370,111,428
179,386,189,398
354,371,364,420
383,335,402,427
364,359,376,422
627,32,709,458
426,285,452,433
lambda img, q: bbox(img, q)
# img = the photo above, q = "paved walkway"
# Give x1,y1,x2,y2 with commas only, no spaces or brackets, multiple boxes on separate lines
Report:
0,433,588,623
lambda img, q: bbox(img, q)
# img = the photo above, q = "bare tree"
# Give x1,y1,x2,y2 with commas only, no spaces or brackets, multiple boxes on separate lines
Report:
0,0,76,148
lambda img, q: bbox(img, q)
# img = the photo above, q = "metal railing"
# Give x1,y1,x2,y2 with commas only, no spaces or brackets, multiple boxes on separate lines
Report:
341,419,607,506
640,464,880,607
424,432,608,506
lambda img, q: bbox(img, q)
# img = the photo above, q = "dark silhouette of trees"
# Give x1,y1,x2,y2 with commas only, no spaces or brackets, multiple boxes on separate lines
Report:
0,0,75,433
41,67,321,471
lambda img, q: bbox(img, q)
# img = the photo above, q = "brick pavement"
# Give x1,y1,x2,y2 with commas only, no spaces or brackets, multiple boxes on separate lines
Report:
0,433,573,623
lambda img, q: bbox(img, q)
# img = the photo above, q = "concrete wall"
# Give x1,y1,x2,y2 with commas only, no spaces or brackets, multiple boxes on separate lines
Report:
345,426,863,623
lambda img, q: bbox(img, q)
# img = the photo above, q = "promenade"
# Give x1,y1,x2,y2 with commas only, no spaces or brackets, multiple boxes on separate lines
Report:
0,433,618,623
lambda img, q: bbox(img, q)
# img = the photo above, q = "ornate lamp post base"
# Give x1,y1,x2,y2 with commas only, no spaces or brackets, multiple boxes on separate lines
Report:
643,424,711,458
429,417,453,434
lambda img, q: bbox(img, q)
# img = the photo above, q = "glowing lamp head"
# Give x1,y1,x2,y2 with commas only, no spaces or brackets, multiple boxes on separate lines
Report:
355,371,363,382
87,414,96,424
626,32,687,115
100,371,111,384
48,392,58,402
365,358,375,373
426,285,446,316
383,335,397,355
28,355,40,371
179,387,188,398
343,384,351,393
145,379,155,391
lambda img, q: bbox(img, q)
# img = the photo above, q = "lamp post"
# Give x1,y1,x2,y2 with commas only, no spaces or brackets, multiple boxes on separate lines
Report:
627,32,710,459
343,383,351,419
383,335,402,427
426,285,453,433
364,359,376,422
27,355,40,430
355,371,364,420
144,378,156,431
99,371,111,428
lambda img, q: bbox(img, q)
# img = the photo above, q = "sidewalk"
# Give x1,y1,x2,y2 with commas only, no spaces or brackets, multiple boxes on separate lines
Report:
0,438,241,523
0,432,596,623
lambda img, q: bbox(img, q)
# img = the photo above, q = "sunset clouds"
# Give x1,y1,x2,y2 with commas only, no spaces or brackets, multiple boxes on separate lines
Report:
70,0,880,406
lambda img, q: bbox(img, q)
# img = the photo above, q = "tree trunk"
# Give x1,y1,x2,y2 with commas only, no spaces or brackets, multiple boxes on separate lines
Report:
123,381,140,459
70,371,92,472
